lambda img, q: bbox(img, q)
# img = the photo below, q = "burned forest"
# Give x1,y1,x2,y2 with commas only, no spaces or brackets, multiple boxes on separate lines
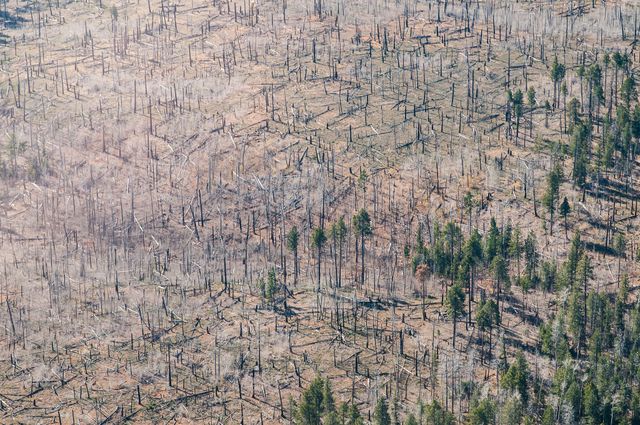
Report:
2,0,640,423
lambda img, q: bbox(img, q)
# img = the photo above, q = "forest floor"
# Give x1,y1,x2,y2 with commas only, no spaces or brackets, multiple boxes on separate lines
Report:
1,0,639,423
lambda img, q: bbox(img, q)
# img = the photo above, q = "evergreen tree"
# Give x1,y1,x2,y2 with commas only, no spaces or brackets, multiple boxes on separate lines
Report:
322,379,335,415
565,232,583,287
404,413,418,425
266,268,278,307
524,231,539,287
501,352,530,406
423,400,454,425
540,314,570,363
444,221,463,285
294,376,342,425
615,105,633,159
463,191,475,232
324,412,340,425
491,255,509,315
612,51,628,106
543,164,563,235
373,397,391,425
583,381,602,425
561,82,568,131
485,217,500,265
541,405,555,425
576,252,592,295
477,299,499,361
568,287,586,355
631,301,640,352
295,376,326,425
464,228,483,312
567,97,581,134
571,123,591,191
513,88,524,143
311,227,327,291
527,87,536,141
632,105,640,140
614,233,626,287
544,100,551,128
564,381,582,423
447,282,466,350
330,218,348,288
500,222,512,260
577,64,586,108
560,196,571,239
469,398,496,425
339,402,364,425
540,260,558,293
618,274,629,304
551,56,566,109
575,254,592,349
352,209,372,285
598,118,615,173
588,63,604,120
498,395,523,425
509,227,522,279
287,226,300,285
620,75,637,107
348,403,364,425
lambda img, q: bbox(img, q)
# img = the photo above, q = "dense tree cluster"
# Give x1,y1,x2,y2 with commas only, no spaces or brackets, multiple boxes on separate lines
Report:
293,377,456,425
549,52,640,203
405,205,637,424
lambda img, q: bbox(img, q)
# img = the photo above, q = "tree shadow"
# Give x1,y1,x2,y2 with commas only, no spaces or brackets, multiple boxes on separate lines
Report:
587,175,639,203
584,241,617,256
1,10,28,29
